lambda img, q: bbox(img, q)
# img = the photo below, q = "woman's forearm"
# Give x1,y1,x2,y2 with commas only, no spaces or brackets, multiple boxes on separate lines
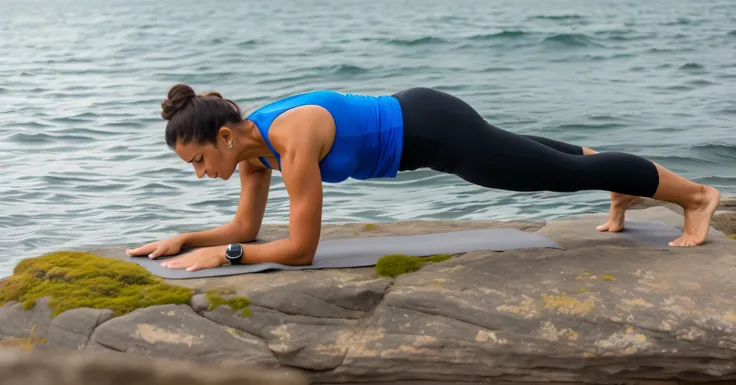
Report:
182,162,271,249
239,237,315,266
180,221,256,248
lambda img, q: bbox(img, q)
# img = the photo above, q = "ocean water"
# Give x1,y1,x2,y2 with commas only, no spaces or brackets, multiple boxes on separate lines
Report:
1,0,734,277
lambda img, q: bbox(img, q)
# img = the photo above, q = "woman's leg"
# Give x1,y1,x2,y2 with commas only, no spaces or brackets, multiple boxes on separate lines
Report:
518,134,584,155
521,135,721,244
394,87,720,246
517,135,638,233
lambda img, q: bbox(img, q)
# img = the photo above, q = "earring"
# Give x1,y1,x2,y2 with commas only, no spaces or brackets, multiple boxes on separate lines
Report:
227,141,232,149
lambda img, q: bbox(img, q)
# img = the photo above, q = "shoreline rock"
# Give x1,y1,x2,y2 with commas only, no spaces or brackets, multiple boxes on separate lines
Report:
0,346,308,385
2,200,736,385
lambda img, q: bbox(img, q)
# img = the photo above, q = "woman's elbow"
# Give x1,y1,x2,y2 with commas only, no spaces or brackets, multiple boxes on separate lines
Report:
233,222,258,243
289,243,317,265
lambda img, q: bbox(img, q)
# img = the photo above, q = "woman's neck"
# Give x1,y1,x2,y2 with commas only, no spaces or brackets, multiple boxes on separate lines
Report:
235,120,271,163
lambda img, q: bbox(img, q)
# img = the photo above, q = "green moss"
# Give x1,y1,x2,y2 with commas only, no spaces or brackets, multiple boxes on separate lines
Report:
728,234,736,240
0,251,195,318
22,299,36,310
601,275,615,281
205,289,252,317
428,254,452,263
375,253,453,278
577,288,588,294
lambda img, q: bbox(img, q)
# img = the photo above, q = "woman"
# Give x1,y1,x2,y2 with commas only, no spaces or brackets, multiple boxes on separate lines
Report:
126,84,721,272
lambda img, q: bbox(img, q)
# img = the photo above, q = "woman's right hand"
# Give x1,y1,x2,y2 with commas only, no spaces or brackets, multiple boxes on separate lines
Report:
125,234,187,259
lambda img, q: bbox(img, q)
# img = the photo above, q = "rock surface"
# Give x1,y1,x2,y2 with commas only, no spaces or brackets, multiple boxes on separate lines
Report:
0,347,308,385
2,201,736,385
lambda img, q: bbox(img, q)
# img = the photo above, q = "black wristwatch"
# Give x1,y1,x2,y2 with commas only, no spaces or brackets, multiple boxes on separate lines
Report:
225,243,244,265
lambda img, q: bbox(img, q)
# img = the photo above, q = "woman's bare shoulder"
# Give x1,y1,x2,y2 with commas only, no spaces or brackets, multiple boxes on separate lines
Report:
268,105,336,153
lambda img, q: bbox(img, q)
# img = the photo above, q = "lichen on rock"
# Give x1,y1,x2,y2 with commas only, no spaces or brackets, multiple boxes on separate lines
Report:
0,251,195,318
375,253,452,278
541,293,596,316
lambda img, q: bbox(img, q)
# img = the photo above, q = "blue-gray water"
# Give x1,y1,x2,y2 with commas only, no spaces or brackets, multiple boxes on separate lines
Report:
1,0,735,278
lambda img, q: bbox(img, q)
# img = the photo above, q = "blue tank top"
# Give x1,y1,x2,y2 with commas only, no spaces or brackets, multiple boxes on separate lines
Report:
245,90,404,183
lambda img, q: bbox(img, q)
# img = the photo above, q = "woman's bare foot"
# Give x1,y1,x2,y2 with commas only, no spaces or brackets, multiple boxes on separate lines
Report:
596,192,637,232
579,145,719,246
669,185,720,246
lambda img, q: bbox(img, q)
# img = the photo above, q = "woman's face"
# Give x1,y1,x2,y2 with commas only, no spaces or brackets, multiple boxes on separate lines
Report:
173,130,239,181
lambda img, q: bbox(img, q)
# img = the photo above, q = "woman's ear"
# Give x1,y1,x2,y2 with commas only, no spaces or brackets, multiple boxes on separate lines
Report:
218,126,233,147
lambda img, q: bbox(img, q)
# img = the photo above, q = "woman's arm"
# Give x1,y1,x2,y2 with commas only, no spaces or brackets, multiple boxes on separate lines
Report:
127,161,271,258
180,160,272,248
154,106,331,270
229,107,328,265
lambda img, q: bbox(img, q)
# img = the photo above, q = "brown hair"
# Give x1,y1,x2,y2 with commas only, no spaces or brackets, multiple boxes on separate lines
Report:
161,84,243,148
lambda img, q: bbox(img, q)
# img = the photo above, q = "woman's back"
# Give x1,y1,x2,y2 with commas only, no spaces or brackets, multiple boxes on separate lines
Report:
246,90,404,182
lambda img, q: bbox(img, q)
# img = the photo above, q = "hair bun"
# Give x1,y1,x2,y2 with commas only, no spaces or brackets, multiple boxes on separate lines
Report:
200,91,224,99
161,84,196,120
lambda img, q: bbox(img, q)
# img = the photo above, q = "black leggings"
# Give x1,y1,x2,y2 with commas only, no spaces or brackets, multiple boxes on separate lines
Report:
392,87,660,197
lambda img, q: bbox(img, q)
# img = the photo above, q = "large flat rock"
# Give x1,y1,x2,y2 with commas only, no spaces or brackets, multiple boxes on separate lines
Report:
85,304,280,367
2,204,736,385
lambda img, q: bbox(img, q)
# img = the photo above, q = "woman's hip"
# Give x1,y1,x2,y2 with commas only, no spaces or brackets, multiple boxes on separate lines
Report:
392,87,493,171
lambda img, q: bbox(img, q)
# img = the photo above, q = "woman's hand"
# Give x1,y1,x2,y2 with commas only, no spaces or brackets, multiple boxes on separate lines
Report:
126,234,187,259
157,246,227,272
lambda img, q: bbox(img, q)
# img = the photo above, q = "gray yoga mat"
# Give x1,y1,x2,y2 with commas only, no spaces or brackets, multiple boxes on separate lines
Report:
129,228,562,279
617,220,684,250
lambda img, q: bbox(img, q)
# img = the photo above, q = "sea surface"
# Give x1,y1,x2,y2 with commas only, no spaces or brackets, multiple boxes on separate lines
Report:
1,0,735,277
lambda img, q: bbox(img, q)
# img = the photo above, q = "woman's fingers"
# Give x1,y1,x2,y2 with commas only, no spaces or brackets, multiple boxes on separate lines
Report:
126,242,157,256
186,262,201,272
148,246,168,259
161,255,191,269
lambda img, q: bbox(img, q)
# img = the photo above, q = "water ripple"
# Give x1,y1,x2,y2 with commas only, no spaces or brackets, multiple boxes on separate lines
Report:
542,33,603,47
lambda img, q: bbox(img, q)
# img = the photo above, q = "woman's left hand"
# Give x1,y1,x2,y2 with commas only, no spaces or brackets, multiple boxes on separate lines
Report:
159,246,226,272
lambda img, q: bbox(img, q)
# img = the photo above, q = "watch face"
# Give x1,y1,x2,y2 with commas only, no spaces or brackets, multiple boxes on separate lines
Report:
226,244,242,259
